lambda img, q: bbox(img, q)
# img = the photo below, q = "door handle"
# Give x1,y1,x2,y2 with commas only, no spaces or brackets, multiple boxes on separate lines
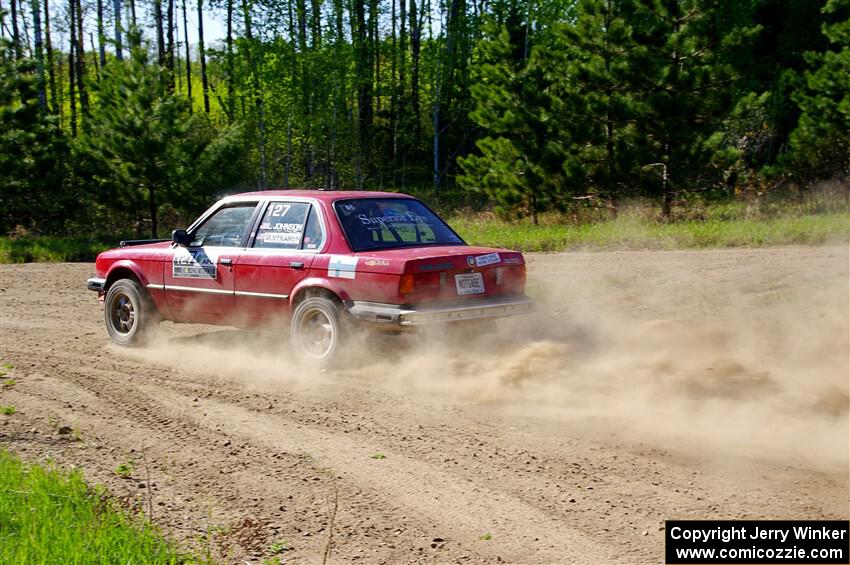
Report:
290,261,304,269
220,258,233,265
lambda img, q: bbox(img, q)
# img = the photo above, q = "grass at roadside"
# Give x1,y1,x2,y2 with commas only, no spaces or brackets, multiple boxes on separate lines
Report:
449,212,849,252
0,235,121,263
0,449,192,563
1,207,847,262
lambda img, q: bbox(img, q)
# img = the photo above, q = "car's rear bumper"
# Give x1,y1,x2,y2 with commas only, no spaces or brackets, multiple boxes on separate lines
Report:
86,277,106,292
348,295,533,326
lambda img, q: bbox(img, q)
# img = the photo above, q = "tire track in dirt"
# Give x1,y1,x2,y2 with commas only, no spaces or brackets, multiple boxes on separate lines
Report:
139,382,620,563
1,253,847,564
5,343,621,563
3,357,496,563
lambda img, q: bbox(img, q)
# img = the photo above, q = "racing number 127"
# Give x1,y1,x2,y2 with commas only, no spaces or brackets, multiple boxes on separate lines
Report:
269,204,291,217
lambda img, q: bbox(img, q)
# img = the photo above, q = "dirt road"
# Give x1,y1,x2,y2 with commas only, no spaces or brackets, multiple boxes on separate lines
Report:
1,247,848,564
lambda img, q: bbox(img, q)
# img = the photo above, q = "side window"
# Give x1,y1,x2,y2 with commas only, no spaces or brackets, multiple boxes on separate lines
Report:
190,204,257,247
254,202,310,249
302,205,325,250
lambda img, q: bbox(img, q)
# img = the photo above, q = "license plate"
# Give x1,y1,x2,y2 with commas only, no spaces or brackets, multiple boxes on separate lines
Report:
455,272,485,295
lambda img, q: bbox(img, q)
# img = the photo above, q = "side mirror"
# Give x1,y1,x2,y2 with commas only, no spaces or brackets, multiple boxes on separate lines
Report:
172,229,192,246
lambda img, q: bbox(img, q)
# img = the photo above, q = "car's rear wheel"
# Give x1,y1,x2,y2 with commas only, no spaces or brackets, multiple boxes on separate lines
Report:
104,279,158,346
290,296,345,366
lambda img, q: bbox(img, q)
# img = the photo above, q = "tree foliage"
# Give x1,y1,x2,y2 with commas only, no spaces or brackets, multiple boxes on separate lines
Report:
459,6,565,222
787,0,850,181
75,38,245,237
0,46,71,233
0,0,848,234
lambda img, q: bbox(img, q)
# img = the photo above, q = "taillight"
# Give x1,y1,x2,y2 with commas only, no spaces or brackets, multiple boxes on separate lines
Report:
518,264,527,286
399,274,415,295
399,272,442,295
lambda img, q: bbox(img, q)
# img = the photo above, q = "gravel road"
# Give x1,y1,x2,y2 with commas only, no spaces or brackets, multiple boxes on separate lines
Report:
1,246,847,564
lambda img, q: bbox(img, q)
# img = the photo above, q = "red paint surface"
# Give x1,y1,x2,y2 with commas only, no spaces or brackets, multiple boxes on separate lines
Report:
93,191,527,327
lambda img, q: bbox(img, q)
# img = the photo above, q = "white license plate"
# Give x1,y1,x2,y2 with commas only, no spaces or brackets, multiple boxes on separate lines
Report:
455,272,485,295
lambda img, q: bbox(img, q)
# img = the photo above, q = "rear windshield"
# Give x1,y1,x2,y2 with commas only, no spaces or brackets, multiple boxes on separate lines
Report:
334,198,465,252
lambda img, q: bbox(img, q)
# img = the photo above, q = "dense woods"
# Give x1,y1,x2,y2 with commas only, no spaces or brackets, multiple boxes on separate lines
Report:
0,0,848,236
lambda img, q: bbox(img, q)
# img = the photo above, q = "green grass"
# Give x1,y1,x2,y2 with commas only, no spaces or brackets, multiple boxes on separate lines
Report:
115,460,135,478
1,203,847,262
0,235,119,263
449,212,849,252
0,449,193,563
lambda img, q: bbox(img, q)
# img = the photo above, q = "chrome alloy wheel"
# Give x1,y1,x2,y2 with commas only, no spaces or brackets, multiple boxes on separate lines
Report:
297,308,336,359
109,292,136,335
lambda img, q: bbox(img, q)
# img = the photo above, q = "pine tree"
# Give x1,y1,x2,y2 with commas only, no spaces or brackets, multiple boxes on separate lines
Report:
544,0,642,213
627,0,738,218
458,6,561,222
0,46,70,233
788,0,850,181
77,37,244,237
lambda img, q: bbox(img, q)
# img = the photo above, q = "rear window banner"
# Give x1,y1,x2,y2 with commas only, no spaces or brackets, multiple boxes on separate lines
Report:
335,198,464,252
328,255,359,279
173,249,218,279
357,212,431,227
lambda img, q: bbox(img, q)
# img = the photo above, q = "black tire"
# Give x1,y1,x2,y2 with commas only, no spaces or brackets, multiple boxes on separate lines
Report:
104,279,159,346
290,296,345,365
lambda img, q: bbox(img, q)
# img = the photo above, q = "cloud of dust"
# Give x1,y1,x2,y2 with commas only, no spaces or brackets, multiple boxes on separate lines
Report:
118,248,850,470
348,248,850,469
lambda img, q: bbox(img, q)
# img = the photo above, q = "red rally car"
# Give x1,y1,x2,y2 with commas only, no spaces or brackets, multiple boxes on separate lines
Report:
87,191,533,363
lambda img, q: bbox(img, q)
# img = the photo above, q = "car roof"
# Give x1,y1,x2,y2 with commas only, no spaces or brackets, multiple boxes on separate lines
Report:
229,190,415,201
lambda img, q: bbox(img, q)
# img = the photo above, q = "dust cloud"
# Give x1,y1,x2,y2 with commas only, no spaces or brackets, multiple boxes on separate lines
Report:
120,247,850,470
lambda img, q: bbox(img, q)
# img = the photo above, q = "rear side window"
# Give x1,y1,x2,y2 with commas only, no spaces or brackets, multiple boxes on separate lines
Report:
302,206,324,250
253,202,324,251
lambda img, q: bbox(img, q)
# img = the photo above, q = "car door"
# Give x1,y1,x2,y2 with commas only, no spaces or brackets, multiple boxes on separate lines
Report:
164,201,260,324
233,200,326,324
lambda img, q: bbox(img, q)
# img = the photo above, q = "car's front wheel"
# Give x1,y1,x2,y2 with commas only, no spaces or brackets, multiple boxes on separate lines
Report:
104,279,159,346
290,296,346,366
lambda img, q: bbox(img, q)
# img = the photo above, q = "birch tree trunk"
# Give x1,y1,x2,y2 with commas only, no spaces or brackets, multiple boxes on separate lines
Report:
165,0,174,89
68,0,77,135
182,0,191,110
154,0,165,66
43,0,58,114
31,0,47,109
11,0,21,58
410,0,422,146
113,0,124,58
241,0,267,187
96,0,105,67
226,0,234,119
74,0,88,115
198,0,210,112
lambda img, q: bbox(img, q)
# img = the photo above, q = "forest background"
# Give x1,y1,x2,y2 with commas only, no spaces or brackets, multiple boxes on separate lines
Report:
1,0,848,248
